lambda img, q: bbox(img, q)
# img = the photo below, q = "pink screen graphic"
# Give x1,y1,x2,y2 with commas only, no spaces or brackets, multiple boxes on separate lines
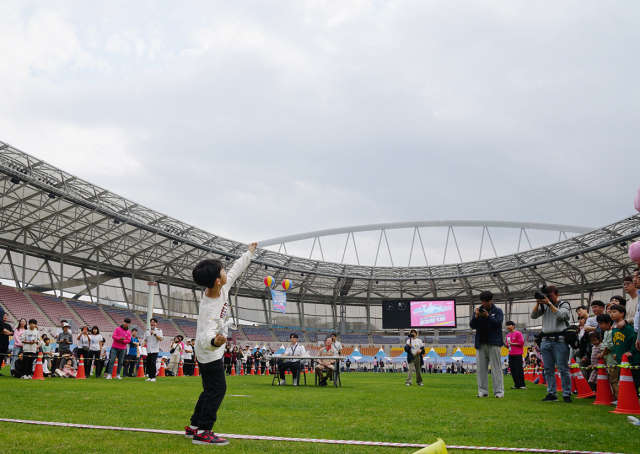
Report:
410,300,456,327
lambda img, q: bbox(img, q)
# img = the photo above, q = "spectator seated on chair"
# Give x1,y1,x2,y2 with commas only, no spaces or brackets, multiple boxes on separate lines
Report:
278,333,306,386
315,337,338,387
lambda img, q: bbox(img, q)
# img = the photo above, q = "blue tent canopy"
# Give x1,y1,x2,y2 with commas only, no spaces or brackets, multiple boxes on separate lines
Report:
273,345,286,355
356,355,376,363
374,349,389,360
390,352,407,363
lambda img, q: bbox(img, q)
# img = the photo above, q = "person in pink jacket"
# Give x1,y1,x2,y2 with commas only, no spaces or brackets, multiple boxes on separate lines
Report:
106,318,132,380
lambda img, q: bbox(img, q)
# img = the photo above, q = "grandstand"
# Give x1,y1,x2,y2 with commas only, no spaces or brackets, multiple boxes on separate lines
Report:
0,140,637,358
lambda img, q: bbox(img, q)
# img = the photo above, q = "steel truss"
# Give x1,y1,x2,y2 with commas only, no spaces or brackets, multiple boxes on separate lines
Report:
0,140,638,329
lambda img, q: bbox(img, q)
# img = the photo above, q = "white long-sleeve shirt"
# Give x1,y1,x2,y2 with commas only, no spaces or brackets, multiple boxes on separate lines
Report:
194,250,253,364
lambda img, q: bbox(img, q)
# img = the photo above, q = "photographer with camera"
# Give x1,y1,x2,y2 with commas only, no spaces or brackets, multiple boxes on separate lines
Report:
404,329,424,386
470,291,504,398
530,285,572,402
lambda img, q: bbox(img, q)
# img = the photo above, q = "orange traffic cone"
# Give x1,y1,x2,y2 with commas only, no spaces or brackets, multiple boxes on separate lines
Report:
32,352,45,380
265,366,270,376
611,354,640,415
257,365,261,375
593,359,614,405
231,364,236,376
194,361,200,377
573,362,596,398
111,357,119,378
240,365,244,375
178,360,184,377
137,358,145,378
250,364,255,375
555,368,562,390
158,358,166,377
76,357,86,379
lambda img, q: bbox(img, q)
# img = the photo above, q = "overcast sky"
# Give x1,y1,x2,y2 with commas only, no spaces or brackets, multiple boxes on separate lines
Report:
2,1,639,256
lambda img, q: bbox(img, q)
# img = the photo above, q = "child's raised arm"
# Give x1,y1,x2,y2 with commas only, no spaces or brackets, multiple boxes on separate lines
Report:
224,243,257,289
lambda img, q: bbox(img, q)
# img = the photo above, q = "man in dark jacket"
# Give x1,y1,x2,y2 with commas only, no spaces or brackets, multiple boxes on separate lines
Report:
469,291,504,398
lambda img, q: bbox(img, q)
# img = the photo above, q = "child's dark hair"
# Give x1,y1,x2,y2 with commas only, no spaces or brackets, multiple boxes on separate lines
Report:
588,332,602,342
596,314,613,325
28,319,37,325
91,326,100,334
506,321,515,326
150,318,158,323
193,259,224,288
609,304,626,315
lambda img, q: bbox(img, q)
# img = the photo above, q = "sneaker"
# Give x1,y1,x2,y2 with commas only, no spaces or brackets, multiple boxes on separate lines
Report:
115,376,122,380
149,378,156,382
406,383,411,386
510,386,519,389
145,378,152,382
611,400,618,405
106,375,112,380
319,380,327,387
192,430,229,446
476,394,488,398
542,393,558,402
184,426,197,439
518,387,527,390
563,396,573,403
495,395,504,398
293,378,298,386
279,379,286,386
418,383,424,386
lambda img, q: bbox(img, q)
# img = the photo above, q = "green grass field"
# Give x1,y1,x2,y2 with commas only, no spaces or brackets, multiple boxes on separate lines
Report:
0,366,638,454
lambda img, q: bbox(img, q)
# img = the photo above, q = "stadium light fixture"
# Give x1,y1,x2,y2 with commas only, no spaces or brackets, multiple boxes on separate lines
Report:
10,177,21,185
48,193,56,199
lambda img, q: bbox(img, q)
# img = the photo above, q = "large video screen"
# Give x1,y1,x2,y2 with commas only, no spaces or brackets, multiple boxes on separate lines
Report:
382,299,457,329
410,300,457,328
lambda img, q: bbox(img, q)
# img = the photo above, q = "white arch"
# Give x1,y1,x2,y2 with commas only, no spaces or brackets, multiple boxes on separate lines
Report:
259,220,593,247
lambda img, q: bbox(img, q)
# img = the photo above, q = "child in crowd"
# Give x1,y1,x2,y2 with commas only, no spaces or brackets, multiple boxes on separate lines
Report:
20,319,41,379
42,336,53,376
587,332,602,389
596,313,617,402
11,353,24,378
185,242,256,446
97,339,107,378
609,304,640,397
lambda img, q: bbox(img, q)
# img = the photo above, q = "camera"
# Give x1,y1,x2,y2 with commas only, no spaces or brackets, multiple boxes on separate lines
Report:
477,307,486,313
534,285,548,301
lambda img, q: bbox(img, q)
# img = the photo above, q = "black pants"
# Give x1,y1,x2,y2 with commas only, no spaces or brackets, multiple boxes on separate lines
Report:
279,361,301,380
191,359,226,431
509,355,525,388
86,350,100,377
125,354,138,376
95,358,106,378
22,352,36,377
147,353,158,379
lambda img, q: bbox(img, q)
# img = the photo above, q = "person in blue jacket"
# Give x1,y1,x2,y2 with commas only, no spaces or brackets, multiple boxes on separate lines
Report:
470,291,504,398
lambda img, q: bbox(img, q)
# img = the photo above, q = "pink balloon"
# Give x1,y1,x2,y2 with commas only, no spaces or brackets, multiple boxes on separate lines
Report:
629,241,640,263
635,186,640,212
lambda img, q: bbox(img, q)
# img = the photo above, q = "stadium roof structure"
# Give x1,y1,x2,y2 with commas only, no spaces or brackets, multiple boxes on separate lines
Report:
0,139,637,330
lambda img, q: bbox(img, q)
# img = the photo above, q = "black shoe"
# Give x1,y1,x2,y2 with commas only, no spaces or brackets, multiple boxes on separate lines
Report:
319,380,327,387
192,430,229,445
563,396,572,403
476,394,488,398
510,386,519,389
542,393,558,402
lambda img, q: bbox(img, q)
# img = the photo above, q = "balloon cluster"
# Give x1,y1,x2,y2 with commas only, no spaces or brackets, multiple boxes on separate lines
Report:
263,275,293,291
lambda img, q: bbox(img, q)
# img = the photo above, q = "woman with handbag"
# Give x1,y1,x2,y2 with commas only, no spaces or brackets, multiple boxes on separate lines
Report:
169,336,183,376
76,326,91,378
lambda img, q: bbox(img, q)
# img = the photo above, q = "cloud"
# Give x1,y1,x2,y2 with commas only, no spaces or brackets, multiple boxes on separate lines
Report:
0,0,638,262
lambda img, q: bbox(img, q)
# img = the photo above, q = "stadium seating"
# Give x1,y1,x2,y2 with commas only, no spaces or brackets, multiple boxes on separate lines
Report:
66,300,116,330
274,328,304,342
102,305,145,328
0,285,50,326
306,332,319,342
372,335,402,344
434,347,446,357
174,318,198,339
28,293,84,328
438,335,468,344
242,325,274,341
341,346,354,355
359,347,378,356
424,336,434,343
341,334,368,344
461,347,476,357
390,347,404,357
